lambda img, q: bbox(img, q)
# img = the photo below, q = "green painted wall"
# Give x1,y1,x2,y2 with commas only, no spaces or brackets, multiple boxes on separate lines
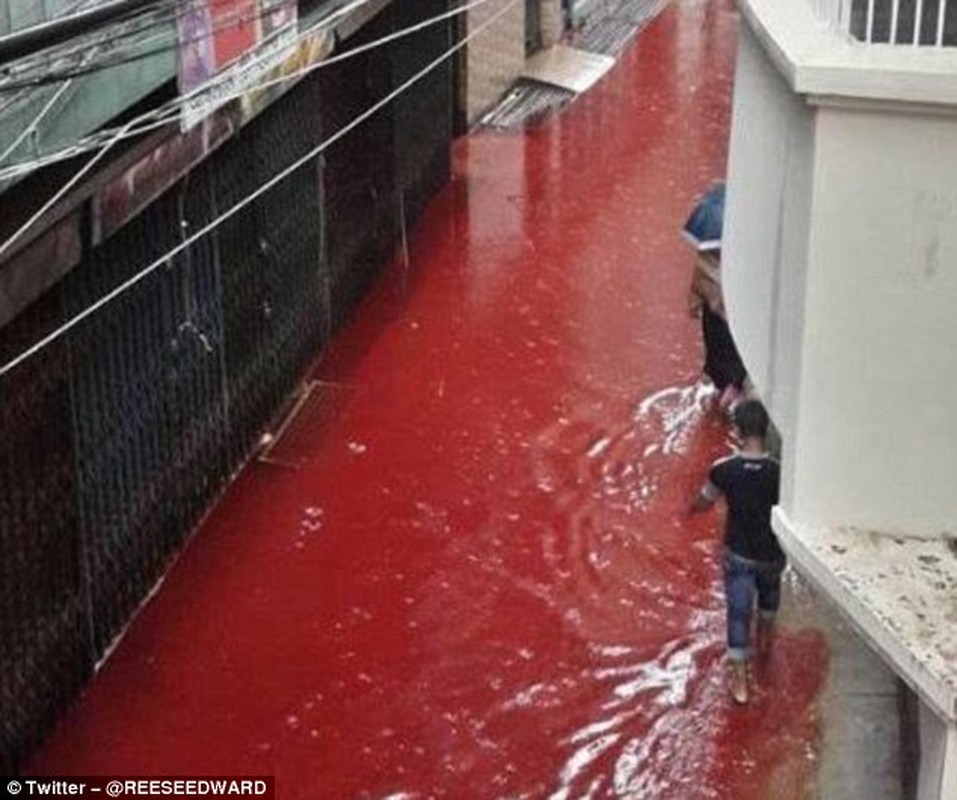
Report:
0,1,176,185
0,0,358,187
1,0,73,36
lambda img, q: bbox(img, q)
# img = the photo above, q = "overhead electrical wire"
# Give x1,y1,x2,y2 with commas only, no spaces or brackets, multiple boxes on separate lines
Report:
0,0,369,145
0,0,221,124
0,0,499,256
0,0,521,379
0,0,167,52
0,0,147,163
0,0,125,117
0,0,493,255
0,0,494,182
0,0,177,75
0,1,354,177
0,0,376,262
3,0,423,87
0,66,86,164
0,0,294,92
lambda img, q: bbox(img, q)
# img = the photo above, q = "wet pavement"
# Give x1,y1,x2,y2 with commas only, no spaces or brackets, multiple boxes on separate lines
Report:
29,1,837,798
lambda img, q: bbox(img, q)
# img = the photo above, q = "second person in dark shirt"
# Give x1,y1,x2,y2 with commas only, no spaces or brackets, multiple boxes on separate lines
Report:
690,399,784,704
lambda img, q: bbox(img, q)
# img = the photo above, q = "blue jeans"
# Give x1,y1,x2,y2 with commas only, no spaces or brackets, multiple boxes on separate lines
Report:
723,549,785,662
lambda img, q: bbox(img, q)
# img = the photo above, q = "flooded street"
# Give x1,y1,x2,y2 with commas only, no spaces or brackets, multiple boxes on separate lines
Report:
29,1,828,797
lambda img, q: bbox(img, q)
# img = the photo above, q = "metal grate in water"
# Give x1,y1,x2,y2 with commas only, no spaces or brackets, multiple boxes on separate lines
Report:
258,380,357,469
481,79,575,131
574,0,670,56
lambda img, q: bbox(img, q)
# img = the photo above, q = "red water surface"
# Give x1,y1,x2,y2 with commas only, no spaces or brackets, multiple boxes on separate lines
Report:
30,1,828,797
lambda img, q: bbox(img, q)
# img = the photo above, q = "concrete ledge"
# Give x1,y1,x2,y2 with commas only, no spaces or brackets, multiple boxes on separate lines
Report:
739,0,957,108
773,506,957,724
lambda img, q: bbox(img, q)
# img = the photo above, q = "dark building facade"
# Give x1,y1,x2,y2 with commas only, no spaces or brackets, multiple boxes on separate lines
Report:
0,0,454,771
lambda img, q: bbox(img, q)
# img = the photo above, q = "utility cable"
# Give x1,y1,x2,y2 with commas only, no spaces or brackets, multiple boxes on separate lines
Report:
0,0,116,165
0,0,115,116
0,1,215,73
0,0,520,378
2,0,354,100
0,0,291,92
0,73,79,164
0,2,184,126
0,0,374,260
0,0,492,182
0,116,140,261
0,0,358,180
0,0,167,54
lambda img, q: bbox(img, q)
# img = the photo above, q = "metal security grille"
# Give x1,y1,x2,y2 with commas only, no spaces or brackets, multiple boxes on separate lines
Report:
0,3,456,767
0,77,328,771
0,303,87,774
573,0,669,56
393,0,454,230
215,75,328,460
321,6,397,331
481,79,575,131
65,173,229,656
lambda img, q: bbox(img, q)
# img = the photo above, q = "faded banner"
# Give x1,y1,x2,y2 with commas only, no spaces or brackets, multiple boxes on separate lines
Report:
176,0,298,130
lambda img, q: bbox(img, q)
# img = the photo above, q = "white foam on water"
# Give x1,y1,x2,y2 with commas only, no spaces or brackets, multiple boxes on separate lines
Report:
548,733,622,800
588,644,634,658
582,776,604,800
635,385,682,418
634,381,715,456
502,682,553,710
603,637,708,709
545,627,721,800
569,710,634,745
587,436,612,458
576,380,713,522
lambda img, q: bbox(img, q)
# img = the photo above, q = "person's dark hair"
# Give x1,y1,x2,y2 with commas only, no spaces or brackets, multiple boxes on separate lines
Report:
733,399,770,439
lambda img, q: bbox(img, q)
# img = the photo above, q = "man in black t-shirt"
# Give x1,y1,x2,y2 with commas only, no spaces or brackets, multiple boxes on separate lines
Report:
690,400,785,704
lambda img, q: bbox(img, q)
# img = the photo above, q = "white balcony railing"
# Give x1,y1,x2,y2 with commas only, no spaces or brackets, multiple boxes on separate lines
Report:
808,0,849,31
811,0,957,46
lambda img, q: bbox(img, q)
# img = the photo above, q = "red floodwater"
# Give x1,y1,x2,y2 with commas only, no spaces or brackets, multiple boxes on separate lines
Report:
29,1,828,797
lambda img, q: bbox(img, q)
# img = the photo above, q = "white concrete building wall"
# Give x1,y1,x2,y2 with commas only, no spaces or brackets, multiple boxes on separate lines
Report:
722,25,815,513
796,105,957,537
920,702,957,800
725,16,957,539
728,2,957,796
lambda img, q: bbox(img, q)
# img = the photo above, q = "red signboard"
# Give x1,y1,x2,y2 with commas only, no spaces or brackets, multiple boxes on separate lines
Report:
176,0,298,129
210,0,259,67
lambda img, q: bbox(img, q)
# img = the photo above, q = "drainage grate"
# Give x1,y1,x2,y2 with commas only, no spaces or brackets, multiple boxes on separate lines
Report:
574,0,670,56
258,380,357,469
481,79,576,131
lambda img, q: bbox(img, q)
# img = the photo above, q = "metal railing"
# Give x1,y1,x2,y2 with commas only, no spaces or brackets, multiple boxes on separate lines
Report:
808,0,848,31
811,0,957,46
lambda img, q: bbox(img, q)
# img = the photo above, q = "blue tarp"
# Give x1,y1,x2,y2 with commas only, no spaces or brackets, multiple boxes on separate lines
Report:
682,183,725,252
